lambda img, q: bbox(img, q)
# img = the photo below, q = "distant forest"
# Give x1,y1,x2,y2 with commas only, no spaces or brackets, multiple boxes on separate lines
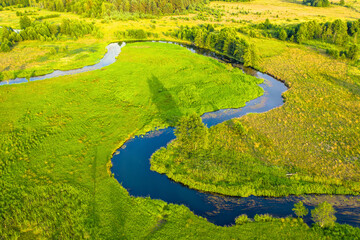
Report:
0,0,206,16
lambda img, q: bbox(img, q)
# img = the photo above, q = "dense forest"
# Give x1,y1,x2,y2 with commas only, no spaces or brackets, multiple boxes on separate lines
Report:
0,0,206,16
171,24,258,66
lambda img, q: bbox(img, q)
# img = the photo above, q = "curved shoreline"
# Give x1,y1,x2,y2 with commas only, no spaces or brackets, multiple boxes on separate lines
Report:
0,42,124,86
2,40,359,227
110,42,360,227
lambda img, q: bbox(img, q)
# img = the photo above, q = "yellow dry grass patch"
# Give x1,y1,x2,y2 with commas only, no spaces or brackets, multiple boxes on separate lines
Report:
209,0,359,24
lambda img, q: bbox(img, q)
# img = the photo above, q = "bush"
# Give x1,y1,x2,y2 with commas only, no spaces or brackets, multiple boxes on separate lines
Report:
303,0,330,7
292,201,309,218
326,48,340,59
254,214,274,222
235,214,250,225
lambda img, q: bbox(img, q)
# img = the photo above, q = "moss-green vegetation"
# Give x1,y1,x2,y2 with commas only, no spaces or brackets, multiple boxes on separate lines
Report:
0,40,108,80
0,0,206,17
1,0,360,238
151,22,360,199
0,42,264,238
1,17,100,53
151,115,360,196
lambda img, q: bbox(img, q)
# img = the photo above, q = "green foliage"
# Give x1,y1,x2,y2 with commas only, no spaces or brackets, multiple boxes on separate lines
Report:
115,29,157,39
346,44,359,60
0,18,98,52
172,24,259,67
0,0,205,17
258,18,360,59
243,43,259,67
235,214,250,225
174,113,208,157
19,15,31,29
303,0,330,7
313,223,360,239
311,201,337,228
254,214,275,222
0,0,29,7
0,37,11,52
278,29,288,41
293,201,309,218
34,13,61,21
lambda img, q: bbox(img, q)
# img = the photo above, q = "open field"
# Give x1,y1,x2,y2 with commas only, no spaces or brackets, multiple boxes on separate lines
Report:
208,0,360,24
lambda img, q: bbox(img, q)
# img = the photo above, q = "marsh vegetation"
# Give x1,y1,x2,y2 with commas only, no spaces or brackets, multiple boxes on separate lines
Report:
0,0,360,238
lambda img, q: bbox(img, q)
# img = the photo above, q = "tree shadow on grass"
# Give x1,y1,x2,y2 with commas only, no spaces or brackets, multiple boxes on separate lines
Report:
323,73,360,97
147,75,182,126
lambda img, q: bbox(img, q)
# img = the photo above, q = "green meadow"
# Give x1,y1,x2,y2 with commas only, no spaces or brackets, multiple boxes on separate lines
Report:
1,0,360,238
1,42,265,238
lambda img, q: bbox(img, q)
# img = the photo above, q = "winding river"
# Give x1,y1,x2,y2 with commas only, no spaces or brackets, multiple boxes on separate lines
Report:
0,42,124,86
2,41,359,227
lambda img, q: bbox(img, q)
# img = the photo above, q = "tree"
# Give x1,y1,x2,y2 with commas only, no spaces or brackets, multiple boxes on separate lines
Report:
311,201,336,227
264,18,272,29
303,0,330,7
243,44,259,67
347,44,359,60
331,19,348,46
0,72,4,81
296,24,308,44
340,0,345,6
279,29,288,41
0,38,11,52
19,15,31,29
292,201,308,218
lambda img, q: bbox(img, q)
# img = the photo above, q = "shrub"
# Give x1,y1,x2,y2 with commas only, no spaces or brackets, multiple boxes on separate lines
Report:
235,214,250,225
254,214,274,222
292,201,309,218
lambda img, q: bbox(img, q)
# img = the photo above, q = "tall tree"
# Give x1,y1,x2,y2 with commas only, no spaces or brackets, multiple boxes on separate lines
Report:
311,201,336,228
19,15,31,29
243,44,258,67
292,201,308,218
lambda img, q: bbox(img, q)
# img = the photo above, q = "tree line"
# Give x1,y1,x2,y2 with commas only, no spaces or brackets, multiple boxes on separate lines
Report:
171,24,259,67
0,0,206,17
258,18,360,60
303,0,330,7
1,16,98,52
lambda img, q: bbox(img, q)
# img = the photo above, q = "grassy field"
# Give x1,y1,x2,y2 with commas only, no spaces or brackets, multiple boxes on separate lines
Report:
0,42,269,239
1,0,360,238
208,0,359,24
1,43,354,239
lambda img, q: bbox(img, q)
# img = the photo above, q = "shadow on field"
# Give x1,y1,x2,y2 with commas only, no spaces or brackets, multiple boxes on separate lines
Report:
147,74,182,125
324,73,360,96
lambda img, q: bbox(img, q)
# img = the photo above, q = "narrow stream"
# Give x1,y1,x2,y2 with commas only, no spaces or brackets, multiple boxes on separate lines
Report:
0,42,124,86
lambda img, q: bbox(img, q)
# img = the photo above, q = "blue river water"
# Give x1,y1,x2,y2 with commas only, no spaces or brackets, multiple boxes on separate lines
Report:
111,42,360,227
